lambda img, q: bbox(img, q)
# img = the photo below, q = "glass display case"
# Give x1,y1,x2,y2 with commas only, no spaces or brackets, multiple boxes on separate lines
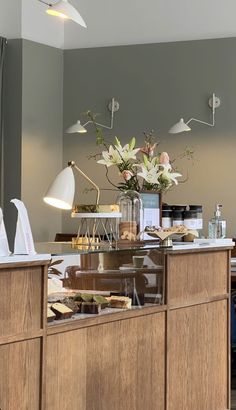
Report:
37,242,165,323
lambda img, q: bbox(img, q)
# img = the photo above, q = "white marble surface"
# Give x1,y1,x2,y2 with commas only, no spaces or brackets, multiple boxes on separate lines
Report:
0,254,51,264
172,240,234,251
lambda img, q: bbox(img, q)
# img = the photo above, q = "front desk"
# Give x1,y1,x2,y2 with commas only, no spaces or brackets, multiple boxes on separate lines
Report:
0,243,232,410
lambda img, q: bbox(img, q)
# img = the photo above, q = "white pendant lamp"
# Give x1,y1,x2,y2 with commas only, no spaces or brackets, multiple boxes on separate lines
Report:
38,0,87,28
169,93,221,134
44,166,75,210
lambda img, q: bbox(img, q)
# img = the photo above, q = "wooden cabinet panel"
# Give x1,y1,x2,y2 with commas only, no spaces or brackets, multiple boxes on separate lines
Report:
167,300,228,410
46,328,87,410
0,338,41,410
167,251,228,307
0,266,43,337
46,312,165,410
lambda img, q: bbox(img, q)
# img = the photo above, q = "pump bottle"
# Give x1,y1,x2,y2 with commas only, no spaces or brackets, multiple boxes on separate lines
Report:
208,204,226,239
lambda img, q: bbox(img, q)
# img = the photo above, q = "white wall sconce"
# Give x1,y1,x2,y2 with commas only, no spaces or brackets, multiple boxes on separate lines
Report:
66,97,120,134
169,93,221,134
38,0,87,28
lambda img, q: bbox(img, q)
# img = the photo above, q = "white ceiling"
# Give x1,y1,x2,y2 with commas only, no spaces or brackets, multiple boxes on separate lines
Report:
1,0,236,49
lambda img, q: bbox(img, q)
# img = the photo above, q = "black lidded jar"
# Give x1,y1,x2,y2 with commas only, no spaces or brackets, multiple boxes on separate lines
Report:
183,210,198,230
172,210,184,226
162,210,172,228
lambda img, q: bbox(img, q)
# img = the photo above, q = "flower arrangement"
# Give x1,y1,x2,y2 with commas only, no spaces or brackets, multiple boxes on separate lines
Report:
95,130,192,193
84,111,193,193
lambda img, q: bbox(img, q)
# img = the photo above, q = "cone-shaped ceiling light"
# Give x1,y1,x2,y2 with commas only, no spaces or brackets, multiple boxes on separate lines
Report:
39,0,87,28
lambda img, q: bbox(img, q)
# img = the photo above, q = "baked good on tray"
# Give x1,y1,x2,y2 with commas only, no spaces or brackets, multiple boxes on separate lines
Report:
81,302,101,314
106,296,132,309
47,307,56,322
51,302,74,320
62,297,80,314
93,295,109,308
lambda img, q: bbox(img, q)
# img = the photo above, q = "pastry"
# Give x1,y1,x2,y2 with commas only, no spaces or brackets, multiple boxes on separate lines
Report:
73,293,82,302
51,302,74,320
81,302,101,314
81,293,94,302
47,307,56,322
62,297,79,314
106,296,132,309
93,295,109,308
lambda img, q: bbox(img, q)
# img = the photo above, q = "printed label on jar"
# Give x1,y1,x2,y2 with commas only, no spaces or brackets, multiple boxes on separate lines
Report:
184,218,198,229
162,217,172,228
172,219,184,226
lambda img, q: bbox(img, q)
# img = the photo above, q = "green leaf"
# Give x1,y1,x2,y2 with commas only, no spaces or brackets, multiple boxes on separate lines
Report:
129,137,136,150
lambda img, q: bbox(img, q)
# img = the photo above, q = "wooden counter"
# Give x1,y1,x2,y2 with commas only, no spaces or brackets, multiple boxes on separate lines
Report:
0,246,232,410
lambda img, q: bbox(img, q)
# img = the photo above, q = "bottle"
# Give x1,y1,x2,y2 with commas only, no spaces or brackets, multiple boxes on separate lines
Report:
208,204,226,239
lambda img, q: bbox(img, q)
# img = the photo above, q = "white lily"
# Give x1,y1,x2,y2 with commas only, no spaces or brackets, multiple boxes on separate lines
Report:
137,163,160,184
157,163,182,185
97,145,123,167
115,137,140,162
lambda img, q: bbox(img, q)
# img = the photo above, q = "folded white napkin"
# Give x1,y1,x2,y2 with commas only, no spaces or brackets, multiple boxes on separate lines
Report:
11,198,36,255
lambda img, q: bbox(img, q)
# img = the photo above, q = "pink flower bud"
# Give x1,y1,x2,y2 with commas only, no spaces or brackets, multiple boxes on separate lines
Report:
140,143,157,157
122,170,133,181
159,152,170,165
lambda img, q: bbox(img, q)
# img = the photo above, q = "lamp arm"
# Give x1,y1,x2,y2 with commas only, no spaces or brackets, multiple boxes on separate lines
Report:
81,98,116,130
69,161,100,206
186,114,215,128
38,0,52,6
82,118,113,131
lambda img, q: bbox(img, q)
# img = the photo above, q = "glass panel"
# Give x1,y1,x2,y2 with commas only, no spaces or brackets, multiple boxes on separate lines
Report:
46,245,165,323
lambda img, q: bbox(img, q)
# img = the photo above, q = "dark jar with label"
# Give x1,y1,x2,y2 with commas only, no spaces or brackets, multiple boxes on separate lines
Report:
162,210,172,228
172,210,184,226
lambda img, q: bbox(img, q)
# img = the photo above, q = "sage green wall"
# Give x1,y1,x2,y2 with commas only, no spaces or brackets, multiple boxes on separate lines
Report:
3,39,63,246
63,38,236,236
3,39,22,246
21,40,63,242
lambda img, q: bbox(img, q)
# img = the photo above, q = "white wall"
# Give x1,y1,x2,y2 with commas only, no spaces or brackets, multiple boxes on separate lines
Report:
0,0,21,39
2,0,236,50
64,0,236,49
21,0,64,49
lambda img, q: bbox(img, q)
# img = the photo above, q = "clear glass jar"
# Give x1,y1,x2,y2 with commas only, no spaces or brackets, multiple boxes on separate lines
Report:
116,190,143,241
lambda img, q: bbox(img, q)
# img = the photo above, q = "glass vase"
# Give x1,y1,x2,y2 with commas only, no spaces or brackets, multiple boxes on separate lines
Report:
116,190,143,241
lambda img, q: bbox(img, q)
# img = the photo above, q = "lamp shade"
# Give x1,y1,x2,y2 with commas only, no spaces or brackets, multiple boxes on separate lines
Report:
46,0,87,28
66,120,87,134
169,118,191,134
44,166,75,210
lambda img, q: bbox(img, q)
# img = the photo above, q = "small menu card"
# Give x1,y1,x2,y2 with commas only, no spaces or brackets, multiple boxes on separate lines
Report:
11,199,36,255
0,208,11,256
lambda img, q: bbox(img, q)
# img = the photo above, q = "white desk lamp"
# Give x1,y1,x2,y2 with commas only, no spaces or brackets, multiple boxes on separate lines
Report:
44,160,100,209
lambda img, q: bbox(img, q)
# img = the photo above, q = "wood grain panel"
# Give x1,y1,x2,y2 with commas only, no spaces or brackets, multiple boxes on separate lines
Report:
46,312,165,410
0,266,43,337
46,329,87,410
0,338,41,410
167,300,228,410
167,251,228,307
